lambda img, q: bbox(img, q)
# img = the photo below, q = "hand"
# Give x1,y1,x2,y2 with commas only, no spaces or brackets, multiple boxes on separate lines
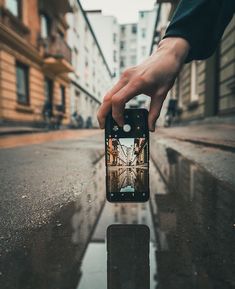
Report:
97,37,190,131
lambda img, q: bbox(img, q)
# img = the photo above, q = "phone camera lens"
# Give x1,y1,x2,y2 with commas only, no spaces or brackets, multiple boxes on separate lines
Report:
123,124,131,132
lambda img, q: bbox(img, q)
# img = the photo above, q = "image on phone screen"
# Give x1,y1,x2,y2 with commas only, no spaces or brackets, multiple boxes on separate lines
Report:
106,137,148,191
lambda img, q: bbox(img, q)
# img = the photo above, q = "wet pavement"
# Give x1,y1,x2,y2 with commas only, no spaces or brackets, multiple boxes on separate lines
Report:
0,132,235,289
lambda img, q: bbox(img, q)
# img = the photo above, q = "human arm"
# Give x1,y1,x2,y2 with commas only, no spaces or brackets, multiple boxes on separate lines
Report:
164,0,235,62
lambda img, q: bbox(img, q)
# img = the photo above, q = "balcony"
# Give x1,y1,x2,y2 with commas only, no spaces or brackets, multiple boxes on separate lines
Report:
39,35,73,74
39,0,73,15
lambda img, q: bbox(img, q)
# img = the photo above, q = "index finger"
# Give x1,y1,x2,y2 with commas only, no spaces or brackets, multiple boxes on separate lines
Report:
97,78,128,128
112,80,142,126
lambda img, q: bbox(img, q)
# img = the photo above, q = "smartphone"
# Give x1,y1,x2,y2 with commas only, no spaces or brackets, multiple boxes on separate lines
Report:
107,224,150,289
105,108,149,202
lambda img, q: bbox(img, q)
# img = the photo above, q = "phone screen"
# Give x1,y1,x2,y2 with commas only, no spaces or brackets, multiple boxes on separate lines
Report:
105,109,149,202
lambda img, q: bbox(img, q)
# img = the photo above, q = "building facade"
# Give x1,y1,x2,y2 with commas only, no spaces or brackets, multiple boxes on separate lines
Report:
67,1,113,128
119,23,138,75
137,7,158,64
119,7,158,109
119,23,138,108
151,0,235,125
135,6,159,108
0,0,73,127
86,10,120,81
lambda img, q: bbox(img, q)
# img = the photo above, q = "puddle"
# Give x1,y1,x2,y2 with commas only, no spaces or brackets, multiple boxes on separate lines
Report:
0,144,234,289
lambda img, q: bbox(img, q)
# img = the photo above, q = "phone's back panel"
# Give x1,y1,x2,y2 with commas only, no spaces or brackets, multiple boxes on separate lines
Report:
105,109,149,202
107,224,150,289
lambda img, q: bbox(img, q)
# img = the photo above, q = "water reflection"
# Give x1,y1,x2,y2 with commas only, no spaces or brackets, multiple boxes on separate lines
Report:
151,146,235,289
1,144,235,289
0,159,106,289
77,201,157,289
107,166,149,193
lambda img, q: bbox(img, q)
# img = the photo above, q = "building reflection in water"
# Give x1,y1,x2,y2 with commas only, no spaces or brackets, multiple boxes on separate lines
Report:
150,146,235,289
107,166,148,193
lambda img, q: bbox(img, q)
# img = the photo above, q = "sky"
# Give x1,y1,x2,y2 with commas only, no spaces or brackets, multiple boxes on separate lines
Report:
80,0,156,24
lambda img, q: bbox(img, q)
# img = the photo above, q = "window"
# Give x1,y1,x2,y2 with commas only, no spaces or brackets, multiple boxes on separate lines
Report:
120,41,125,50
60,85,66,113
190,61,199,101
44,78,53,112
120,57,125,68
113,50,117,62
121,26,125,33
6,0,20,17
40,14,50,38
73,47,78,71
140,11,145,18
142,28,146,38
16,62,29,105
132,25,137,34
85,58,89,67
113,33,117,43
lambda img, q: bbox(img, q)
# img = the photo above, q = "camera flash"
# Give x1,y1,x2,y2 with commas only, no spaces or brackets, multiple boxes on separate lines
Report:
113,125,119,131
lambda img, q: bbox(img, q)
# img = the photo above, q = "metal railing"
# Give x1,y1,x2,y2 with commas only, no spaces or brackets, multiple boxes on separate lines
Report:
40,35,72,64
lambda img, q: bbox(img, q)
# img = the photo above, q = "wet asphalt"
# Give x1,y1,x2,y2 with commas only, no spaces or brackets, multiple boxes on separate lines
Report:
0,132,234,289
0,134,104,250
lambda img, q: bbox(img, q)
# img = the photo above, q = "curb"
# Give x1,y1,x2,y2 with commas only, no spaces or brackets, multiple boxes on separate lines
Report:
0,129,48,137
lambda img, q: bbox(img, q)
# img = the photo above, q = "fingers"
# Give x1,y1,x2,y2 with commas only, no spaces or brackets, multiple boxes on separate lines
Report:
148,93,167,132
97,78,128,128
112,80,141,126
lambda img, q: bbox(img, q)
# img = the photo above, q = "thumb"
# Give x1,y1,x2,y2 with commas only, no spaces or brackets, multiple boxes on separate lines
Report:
148,94,166,132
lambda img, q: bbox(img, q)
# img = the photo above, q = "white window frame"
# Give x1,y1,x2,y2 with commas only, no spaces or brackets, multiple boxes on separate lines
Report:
190,61,199,101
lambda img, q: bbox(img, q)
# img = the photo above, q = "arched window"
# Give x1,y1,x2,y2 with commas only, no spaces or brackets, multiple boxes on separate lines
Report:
40,14,50,38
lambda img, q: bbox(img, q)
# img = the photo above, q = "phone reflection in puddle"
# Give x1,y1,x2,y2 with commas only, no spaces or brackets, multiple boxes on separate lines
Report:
107,224,150,289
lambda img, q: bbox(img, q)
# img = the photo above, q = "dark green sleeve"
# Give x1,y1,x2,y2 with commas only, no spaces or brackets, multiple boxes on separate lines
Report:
163,0,235,62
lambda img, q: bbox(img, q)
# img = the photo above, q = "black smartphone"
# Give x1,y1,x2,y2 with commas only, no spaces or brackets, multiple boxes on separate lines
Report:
105,108,150,202
107,224,150,289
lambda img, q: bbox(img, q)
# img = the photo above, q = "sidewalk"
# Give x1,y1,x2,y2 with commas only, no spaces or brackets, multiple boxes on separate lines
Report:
156,123,235,151
151,123,235,188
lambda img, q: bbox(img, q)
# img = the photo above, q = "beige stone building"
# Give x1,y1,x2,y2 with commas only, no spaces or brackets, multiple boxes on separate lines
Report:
0,0,73,127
